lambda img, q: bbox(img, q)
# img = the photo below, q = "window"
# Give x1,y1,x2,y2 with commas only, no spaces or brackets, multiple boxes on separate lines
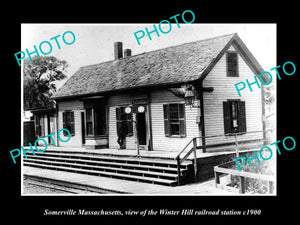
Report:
94,105,107,135
163,104,186,137
62,111,75,136
86,108,93,136
84,101,107,136
35,115,45,137
226,52,239,77
116,107,133,136
223,100,246,134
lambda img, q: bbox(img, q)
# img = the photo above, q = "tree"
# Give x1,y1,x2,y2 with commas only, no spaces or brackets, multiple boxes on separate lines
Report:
264,84,275,113
23,56,68,110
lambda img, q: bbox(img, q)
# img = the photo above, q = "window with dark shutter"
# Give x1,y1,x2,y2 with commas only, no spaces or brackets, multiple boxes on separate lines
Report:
84,100,107,136
163,104,186,137
86,108,94,136
226,52,239,77
169,104,180,135
116,107,133,136
62,111,75,136
223,100,246,134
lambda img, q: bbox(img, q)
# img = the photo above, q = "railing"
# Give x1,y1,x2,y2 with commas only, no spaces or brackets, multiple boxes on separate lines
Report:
175,129,273,185
175,137,198,185
214,161,275,194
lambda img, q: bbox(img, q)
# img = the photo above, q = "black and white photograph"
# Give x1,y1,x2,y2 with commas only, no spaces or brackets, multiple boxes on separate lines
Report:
3,5,298,222
20,23,277,196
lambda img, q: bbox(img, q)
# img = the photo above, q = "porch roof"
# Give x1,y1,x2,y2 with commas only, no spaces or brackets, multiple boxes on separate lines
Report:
29,107,56,114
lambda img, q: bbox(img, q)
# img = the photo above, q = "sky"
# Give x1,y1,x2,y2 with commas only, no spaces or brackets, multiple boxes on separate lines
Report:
21,23,276,89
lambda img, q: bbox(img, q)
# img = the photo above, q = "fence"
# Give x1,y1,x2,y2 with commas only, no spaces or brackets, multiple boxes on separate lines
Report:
175,129,273,185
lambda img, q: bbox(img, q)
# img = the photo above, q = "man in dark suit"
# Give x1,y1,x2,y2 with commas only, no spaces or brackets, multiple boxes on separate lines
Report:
117,121,128,149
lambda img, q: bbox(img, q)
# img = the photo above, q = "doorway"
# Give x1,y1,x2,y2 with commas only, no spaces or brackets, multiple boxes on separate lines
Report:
136,112,147,146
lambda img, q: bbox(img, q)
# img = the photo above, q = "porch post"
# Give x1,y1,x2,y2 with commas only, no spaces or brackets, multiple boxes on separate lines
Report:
193,138,198,181
234,134,239,158
133,113,140,157
198,82,206,153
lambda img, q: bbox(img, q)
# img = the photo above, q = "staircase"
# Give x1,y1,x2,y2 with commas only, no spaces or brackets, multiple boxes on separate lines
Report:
23,150,194,186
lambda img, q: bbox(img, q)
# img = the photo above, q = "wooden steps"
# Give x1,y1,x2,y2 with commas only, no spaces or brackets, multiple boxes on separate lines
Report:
23,150,193,186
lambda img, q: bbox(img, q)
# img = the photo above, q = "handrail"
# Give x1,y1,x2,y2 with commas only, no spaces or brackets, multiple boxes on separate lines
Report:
175,129,272,185
175,138,194,160
175,129,269,160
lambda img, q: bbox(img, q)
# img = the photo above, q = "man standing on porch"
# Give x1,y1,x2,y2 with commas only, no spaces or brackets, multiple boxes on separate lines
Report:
117,121,128,149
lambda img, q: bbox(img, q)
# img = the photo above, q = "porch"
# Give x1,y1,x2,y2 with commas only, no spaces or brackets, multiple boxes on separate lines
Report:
22,144,257,188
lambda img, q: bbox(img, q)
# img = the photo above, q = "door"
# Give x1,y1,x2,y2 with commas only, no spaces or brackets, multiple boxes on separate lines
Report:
81,112,86,144
136,112,147,146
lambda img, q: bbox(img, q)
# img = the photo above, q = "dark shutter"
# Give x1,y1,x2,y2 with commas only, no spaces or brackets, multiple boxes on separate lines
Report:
238,101,247,133
179,104,186,137
223,101,231,134
163,104,170,137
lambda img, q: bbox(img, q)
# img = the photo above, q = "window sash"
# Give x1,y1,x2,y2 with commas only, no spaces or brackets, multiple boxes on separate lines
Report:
223,100,246,134
230,101,239,131
85,108,94,136
227,52,239,77
63,111,75,136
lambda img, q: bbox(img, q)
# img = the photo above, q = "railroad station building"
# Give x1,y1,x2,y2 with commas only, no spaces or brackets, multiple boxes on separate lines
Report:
33,33,269,153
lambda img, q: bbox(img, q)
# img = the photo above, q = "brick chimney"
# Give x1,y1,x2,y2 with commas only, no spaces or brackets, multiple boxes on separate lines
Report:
114,42,123,59
124,49,132,57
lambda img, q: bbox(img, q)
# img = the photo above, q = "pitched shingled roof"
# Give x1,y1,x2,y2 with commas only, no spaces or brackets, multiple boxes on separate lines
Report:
53,33,264,99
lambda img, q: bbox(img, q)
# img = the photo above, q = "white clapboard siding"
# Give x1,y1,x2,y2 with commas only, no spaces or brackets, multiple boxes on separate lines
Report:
57,100,85,147
108,94,136,149
150,90,200,152
107,90,200,151
203,44,263,147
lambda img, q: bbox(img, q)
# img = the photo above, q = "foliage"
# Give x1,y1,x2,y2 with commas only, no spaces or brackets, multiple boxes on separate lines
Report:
23,56,68,110
229,156,275,194
264,84,275,112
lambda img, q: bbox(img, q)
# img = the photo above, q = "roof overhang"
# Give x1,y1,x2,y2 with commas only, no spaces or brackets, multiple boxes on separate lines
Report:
29,107,56,115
